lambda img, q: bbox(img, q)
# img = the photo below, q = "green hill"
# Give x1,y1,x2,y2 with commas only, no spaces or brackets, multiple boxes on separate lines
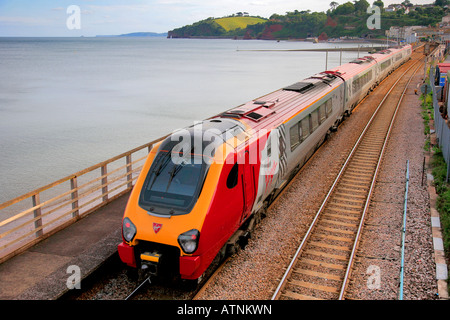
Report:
214,16,266,32
168,16,267,38
168,3,447,40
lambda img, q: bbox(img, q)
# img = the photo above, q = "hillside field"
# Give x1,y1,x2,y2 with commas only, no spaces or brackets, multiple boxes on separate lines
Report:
214,16,266,31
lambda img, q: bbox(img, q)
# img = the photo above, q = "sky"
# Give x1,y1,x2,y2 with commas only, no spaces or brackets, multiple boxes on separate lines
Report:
0,0,436,37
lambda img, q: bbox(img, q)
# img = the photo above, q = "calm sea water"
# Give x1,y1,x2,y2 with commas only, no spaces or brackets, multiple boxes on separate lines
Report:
0,37,364,203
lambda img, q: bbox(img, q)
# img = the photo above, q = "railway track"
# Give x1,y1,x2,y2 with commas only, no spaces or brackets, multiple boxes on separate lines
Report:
271,53,424,300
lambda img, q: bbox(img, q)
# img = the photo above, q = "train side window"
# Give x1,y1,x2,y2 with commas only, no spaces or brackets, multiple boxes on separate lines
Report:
226,162,239,189
290,123,300,151
311,110,319,131
319,104,326,123
300,118,310,141
381,59,391,71
325,99,333,116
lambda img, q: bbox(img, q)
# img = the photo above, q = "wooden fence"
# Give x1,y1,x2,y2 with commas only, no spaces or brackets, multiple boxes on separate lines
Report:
0,137,164,264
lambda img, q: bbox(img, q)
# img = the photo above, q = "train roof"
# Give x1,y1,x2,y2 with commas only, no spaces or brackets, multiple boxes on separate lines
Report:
214,71,343,133
328,55,377,80
329,45,410,81
211,44,411,141
437,63,450,74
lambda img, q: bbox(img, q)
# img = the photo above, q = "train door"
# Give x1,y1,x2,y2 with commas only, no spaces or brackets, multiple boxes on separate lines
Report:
337,86,344,115
241,151,255,223
345,79,352,113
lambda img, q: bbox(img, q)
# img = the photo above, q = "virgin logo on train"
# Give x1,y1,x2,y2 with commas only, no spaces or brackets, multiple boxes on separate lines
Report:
153,223,162,234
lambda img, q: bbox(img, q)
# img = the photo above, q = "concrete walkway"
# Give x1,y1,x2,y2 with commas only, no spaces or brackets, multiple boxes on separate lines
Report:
0,192,129,300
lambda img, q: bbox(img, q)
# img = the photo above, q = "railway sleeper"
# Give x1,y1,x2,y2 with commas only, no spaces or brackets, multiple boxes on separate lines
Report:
282,290,324,300
293,268,343,284
288,279,340,296
291,273,343,294
331,195,366,204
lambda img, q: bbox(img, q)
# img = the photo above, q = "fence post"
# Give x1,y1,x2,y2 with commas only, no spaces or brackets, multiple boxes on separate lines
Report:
447,141,450,183
32,194,43,238
70,177,79,219
126,154,133,189
101,165,108,202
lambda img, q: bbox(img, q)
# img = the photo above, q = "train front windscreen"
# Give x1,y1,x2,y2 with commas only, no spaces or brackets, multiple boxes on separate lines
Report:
138,149,208,216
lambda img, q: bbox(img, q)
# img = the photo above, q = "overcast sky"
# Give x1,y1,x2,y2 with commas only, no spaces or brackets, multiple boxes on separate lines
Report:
0,0,435,37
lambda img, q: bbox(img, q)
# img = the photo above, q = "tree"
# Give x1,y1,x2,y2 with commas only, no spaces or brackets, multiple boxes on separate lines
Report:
334,2,355,15
401,0,412,6
354,0,370,13
435,0,449,7
330,1,339,10
373,0,384,8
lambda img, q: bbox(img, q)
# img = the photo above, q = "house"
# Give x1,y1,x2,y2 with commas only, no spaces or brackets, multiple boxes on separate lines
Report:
387,26,422,43
442,15,450,26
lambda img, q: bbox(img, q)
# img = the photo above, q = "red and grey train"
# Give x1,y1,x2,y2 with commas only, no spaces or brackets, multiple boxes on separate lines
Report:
118,44,412,283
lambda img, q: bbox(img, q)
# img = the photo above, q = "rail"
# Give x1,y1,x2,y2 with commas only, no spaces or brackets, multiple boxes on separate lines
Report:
0,137,165,263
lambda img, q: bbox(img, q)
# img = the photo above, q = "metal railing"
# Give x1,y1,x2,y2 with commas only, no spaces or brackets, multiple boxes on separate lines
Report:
0,137,164,264
399,160,410,300
430,66,450,182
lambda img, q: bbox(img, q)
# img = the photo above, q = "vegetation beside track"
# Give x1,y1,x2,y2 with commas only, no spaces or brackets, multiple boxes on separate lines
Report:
421,90,450,294
431,148,450,256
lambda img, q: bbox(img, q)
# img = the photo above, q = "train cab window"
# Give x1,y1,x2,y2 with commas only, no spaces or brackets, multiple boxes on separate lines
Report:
226,162,239,189
290,123,300,151
139,151,208,215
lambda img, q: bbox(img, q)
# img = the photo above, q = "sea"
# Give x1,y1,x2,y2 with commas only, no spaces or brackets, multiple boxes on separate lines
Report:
0,37,368,203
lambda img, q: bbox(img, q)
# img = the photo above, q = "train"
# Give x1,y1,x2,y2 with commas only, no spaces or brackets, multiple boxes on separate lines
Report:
117,44,412,285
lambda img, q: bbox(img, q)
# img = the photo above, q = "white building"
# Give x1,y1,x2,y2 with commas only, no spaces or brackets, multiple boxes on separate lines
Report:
442,15,450,26
387,26,422,43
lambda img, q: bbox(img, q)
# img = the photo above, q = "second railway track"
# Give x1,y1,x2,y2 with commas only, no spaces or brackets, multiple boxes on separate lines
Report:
271,52,424,301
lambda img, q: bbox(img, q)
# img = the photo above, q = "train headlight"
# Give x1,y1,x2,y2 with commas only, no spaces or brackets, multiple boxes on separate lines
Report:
178,229,200,254
122,217,137,242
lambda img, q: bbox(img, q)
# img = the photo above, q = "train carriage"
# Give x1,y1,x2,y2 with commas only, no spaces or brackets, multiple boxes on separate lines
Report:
118,44,412,284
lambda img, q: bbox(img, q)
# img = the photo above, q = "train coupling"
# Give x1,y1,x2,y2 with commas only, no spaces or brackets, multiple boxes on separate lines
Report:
140,251,162,276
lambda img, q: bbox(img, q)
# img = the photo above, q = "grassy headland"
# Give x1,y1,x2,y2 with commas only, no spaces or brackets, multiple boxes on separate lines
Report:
214,16,266,32
168,2,447,40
